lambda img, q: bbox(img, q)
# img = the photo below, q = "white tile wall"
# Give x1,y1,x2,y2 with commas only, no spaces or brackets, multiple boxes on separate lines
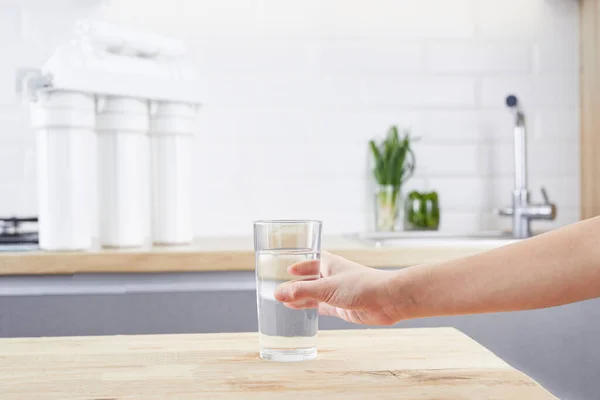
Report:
425,42,532,74
0,0,580,236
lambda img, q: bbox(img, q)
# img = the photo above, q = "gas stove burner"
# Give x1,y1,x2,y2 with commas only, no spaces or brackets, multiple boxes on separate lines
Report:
0,216,39,244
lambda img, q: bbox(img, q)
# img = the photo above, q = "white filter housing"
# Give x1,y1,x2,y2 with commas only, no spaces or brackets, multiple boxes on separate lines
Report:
150,101,197,245
31,20,203,104
96,96,149,248
32,91,95,251
26,21,202,249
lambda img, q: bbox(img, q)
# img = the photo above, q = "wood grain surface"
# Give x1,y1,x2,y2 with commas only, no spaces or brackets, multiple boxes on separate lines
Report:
581,0,600,219
0,236,507,275
0,328,556,399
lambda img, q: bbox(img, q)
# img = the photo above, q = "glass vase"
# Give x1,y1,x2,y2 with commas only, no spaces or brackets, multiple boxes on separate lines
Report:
375,185,402,232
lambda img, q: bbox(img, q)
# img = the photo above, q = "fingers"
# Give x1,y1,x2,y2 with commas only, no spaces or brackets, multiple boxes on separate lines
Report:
287,259,320,277
283,299,319,310
283,299,343,320
274,278,331,303
287,251,348,279
322,251,359,276
318,303,339,317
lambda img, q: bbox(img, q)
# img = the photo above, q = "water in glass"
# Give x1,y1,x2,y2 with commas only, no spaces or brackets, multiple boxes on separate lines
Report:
255,248,319,362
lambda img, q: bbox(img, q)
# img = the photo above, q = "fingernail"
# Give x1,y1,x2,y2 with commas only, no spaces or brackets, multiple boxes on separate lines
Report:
274,287,287,302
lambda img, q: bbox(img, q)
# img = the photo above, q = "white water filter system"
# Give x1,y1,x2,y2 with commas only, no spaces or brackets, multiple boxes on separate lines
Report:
96,96,149,248
150,102,197,245
31,91,95,251
26,20,202,250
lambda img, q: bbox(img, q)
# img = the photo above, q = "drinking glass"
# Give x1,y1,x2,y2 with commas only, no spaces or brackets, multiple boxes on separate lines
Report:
253,220,322,362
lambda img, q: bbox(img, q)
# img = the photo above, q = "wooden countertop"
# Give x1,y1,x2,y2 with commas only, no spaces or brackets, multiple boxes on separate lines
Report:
0,328,555,399
0,235,513,276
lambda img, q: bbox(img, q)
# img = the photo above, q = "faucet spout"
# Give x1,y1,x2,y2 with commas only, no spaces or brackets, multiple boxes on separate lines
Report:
498,95,557,239
506,95,527,190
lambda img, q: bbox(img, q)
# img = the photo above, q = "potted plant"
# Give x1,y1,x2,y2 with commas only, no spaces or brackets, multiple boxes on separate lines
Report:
369,126,415,231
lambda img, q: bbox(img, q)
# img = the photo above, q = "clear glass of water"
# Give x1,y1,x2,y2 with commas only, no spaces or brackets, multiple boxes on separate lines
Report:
253,220,322,362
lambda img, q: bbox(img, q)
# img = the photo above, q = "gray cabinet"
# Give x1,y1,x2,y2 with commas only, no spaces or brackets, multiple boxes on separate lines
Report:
0,272,598,400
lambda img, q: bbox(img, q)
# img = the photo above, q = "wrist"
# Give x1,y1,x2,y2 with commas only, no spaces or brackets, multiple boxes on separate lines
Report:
384,266,430,322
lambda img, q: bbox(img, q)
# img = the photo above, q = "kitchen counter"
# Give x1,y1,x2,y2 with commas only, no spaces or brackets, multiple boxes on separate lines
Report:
0,327,555,399
0,235,515,275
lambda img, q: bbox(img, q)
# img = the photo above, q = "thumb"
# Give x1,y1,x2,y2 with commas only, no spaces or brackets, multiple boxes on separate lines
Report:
274,278,333,303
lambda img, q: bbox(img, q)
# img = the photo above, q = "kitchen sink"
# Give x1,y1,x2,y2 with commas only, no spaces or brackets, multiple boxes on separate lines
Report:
355,230,516,240
348,230,528,248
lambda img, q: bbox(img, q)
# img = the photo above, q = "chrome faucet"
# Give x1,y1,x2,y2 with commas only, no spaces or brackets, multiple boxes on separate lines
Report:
496,95,557,239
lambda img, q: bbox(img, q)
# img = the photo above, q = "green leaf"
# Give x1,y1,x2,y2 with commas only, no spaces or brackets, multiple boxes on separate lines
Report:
392,126,399,144
369,140,383,163
369,126,416,186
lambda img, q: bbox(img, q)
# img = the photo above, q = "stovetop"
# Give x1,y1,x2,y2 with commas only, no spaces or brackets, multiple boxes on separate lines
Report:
0,216,39,251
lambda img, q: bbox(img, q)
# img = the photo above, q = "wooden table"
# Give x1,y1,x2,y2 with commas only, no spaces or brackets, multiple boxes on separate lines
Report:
0,328,555,399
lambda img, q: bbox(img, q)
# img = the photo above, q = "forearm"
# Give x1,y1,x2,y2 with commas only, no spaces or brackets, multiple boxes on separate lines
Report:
392,216,600,320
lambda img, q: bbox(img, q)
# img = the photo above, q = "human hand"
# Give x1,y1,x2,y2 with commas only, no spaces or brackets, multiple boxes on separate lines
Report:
273,252,403,326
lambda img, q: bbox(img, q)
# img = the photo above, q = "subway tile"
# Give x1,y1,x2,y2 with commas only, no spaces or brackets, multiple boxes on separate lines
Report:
0,144,25,182
485,177,515,208
421,109,514,144
96,0,181,36
529,143,579,175
422,109,550,146
327,0,476,39
478,0,579,41
318,213,368,235
0,6,20,39
100,0,261,38
256,0,336,38
0,182,37,217
484,176,579,210
398,178,430,195
531,108,579,141
427,177,492,210
485,144,514,176
0,184,25,216
314,40,423,73
437,211,484,233
0,0,582,235
195,106,315,143
309,109,425,145
533,40,579,73
103,0,475,39
415,143,489,176
23,147,36,183
20,7,89,45
196,107,422,146
486,142,579,177
478,0,545,39
202,73,363,107
426,42,531,73
475,110,516,144
469,107,579,146
194,176,368,230
15,183,37,217
479,211,511,231
480,75,578,108
362,76,477,107
258,0,476,39
0,4,19,106
0,50,16,105
195,139,370,188
0,106,33,142
189,38,318,74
